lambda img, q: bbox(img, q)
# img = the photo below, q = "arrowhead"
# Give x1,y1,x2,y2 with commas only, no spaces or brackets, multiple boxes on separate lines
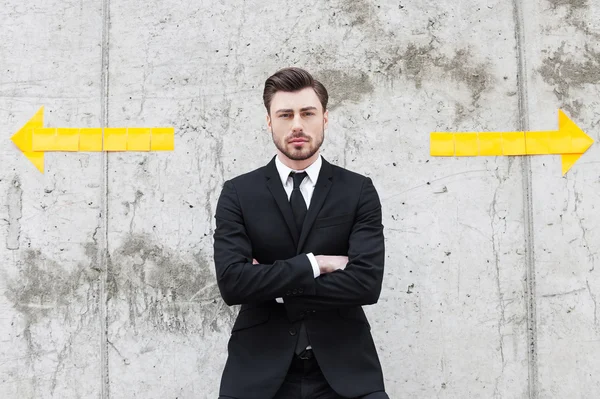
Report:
561,154,583,176
558,109,594,174
23,152,45,173
10,106,45,173
558,109,594,154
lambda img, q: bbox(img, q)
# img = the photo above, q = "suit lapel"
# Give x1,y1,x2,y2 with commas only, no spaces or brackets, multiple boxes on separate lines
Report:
297,158,333,253
264,156,300,246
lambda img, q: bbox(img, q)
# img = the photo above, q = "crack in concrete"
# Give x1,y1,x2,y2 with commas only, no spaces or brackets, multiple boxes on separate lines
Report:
586,280,598,327
107,340,130,366
50,330,78,396
490,172,505,365
541,287,586,297
343,128,355,169
124,190,144,234
181,100,224,241
6,176,23,250
206,100,226,238
573,191,595,272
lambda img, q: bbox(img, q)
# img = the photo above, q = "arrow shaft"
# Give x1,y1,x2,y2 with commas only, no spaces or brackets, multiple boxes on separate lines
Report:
30,127,174,152
430,129,583,156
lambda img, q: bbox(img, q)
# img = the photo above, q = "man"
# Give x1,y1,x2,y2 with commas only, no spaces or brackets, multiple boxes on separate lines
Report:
213,67,388,399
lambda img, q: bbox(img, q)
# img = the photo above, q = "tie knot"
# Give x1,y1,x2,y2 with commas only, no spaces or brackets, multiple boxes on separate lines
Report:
290,171,307,189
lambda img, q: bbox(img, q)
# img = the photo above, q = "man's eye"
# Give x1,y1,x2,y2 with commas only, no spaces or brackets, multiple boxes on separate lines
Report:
304,112,314,116
280,114,290,118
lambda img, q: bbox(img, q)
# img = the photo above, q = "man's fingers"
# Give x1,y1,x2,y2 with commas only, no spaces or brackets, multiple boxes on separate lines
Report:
252,258,259,264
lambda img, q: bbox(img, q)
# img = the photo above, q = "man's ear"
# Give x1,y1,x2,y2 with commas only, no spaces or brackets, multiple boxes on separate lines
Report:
323,110,329,130
266,113,272,131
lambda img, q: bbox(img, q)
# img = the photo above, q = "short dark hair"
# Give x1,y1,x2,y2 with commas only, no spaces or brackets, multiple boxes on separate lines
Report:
263,67,328,114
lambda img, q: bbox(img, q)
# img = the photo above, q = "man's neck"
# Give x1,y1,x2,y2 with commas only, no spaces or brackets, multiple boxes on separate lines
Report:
276,151,320,171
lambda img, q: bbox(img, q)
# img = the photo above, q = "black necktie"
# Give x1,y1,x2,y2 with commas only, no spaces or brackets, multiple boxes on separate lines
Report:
289,171,310,355
289,171,308,235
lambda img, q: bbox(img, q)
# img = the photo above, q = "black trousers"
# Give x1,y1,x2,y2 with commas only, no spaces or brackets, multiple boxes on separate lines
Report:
273,350,344,399
218,351,389,399
273,351,389,399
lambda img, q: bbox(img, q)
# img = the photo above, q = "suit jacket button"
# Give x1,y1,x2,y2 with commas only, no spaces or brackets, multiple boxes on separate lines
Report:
298,288,304,293
286,290,292,296
292,289,298,295
289,328,296,336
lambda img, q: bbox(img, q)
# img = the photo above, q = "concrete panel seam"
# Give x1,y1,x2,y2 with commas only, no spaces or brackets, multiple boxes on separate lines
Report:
100,0,111,397
512,0,539,397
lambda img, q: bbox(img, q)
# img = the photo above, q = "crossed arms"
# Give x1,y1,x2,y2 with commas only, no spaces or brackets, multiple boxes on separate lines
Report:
213,177,385,311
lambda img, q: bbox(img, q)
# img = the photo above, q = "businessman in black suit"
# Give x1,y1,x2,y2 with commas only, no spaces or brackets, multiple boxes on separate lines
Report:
214,67,388,399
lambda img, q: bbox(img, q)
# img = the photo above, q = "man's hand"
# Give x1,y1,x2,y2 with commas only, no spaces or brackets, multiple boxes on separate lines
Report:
315,255,348,274
253,256,347,274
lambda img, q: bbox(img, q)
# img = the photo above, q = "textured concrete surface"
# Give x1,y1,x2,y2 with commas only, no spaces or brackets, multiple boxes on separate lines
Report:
1,0,599,398
522,1,600,398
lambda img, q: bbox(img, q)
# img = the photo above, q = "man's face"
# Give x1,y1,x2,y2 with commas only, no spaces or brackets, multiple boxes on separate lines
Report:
267,87,328,162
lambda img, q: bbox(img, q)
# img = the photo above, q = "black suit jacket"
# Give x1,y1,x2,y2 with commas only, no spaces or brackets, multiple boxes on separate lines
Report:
213,155,386,399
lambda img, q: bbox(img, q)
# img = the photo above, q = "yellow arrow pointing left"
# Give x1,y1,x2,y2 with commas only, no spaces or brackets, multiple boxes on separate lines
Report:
10,107,175,173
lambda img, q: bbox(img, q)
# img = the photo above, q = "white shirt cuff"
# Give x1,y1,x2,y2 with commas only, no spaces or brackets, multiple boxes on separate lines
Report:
276,297,283,303
306,253,320,278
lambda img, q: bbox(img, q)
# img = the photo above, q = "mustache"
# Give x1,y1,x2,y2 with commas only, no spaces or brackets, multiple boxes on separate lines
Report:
288,134,310,141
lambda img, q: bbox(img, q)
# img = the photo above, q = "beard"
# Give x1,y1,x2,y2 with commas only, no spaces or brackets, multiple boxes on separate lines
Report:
272,126,325,161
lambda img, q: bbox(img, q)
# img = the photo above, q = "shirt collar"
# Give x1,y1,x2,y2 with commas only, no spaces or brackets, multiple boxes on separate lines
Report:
275,153,322,187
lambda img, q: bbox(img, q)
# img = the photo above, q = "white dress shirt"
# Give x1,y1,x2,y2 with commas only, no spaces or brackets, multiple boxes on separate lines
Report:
274,153,322,303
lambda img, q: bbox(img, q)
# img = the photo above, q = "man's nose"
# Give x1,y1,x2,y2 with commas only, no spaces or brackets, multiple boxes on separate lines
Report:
291,114,303,132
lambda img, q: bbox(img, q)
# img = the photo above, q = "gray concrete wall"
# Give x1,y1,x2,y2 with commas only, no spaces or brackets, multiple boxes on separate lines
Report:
1,0,598,397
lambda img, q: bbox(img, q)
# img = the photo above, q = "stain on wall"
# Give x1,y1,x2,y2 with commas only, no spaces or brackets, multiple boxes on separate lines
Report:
311,43,492,114
4,235,231,338
545,0,599,40
316,69,375,109
5,249,100,324
338,0,378,27
324,2,493,111
437,49,491,104
107,234,235,335
369,43,492,106
547,0,588,12
538,43,600,117
3,247,101,396
3,245,100,388
6,176,23,250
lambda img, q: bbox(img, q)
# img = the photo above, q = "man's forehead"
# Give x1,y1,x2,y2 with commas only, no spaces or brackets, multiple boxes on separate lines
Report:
271,88,321,110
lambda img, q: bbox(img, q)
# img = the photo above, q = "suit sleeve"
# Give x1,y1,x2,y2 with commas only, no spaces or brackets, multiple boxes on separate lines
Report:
213,180,317,306
284,177,384,312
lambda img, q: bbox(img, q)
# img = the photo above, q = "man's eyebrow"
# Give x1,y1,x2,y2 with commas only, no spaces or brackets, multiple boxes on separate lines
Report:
274,106,318,114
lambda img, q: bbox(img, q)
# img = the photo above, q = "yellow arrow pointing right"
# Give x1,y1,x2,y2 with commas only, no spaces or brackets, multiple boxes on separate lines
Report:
430,110,594,175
